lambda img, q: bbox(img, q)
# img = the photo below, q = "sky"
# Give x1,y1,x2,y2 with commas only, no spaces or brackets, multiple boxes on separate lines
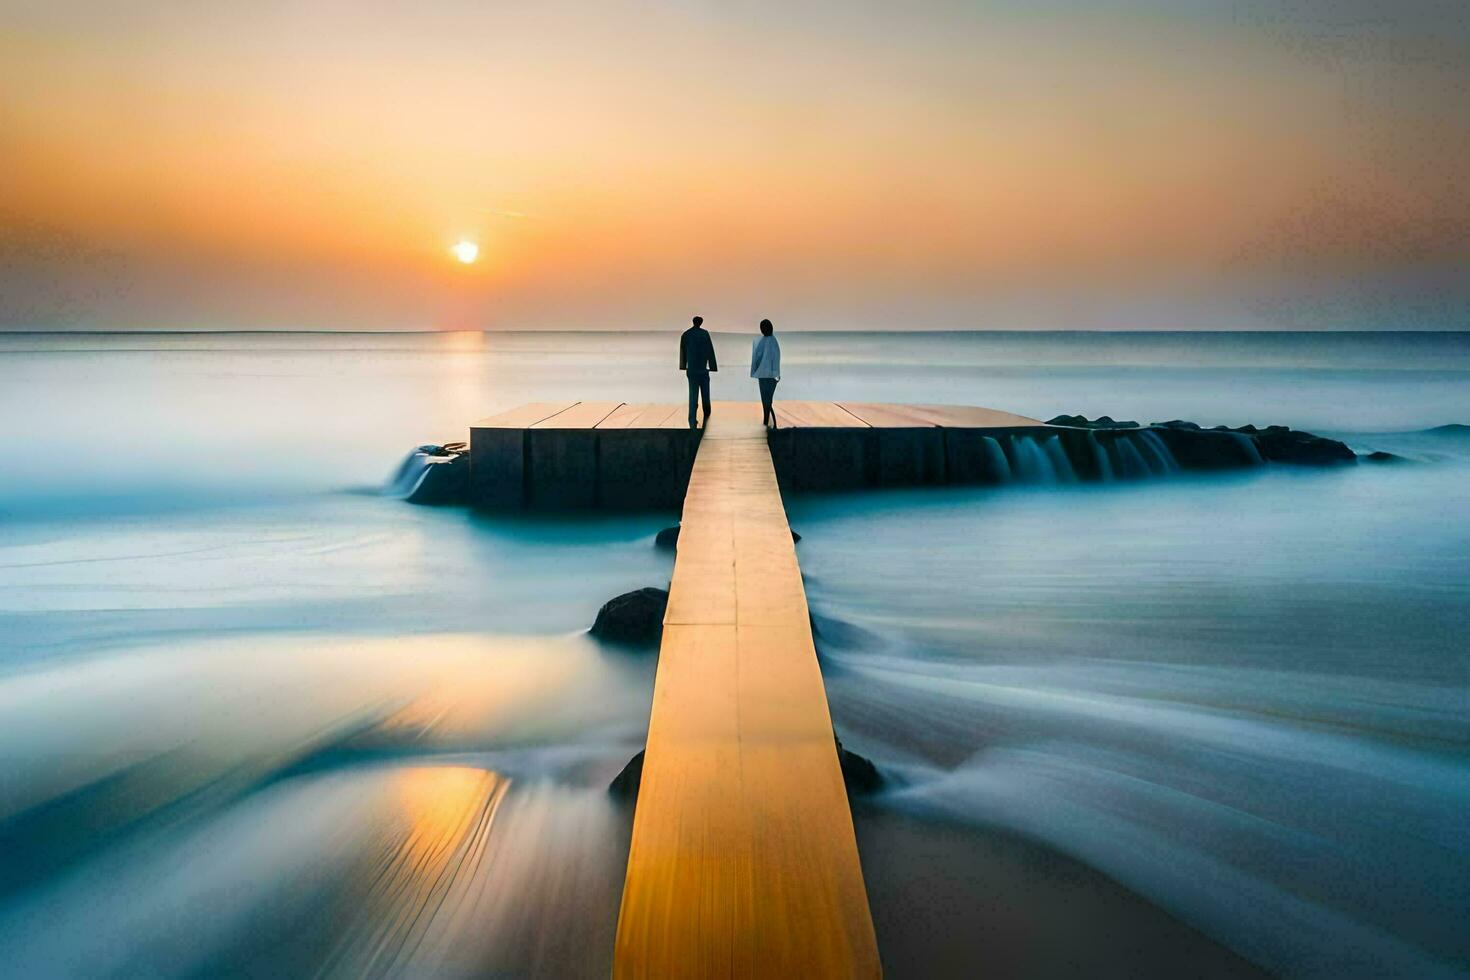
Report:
1,0,1467,331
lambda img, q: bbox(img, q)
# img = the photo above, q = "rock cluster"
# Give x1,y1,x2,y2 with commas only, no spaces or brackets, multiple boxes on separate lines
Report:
1046,414,1139,430
1154,419,1355,465
1050,415,1356,468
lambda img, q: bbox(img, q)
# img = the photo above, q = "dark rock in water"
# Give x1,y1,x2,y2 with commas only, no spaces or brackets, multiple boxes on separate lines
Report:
609,749,644,800
1047,414,1140,429
835,734,884,795
405,452,471,504
1362,450,1409,464
608,737,882,800
656,525,799,549
1145,419,1354,468
1147,426,1261,469
1251,427,1355,466
590,587,669,647
810,612,883,652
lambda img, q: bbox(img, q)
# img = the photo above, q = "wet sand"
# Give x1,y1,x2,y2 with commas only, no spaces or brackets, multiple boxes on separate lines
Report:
854,804,1266,978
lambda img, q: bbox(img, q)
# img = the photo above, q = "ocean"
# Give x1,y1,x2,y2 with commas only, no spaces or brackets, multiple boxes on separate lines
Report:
0,330,1466,977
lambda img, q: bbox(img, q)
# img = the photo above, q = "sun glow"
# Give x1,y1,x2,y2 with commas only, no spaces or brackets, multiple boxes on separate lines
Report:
452,240,479,264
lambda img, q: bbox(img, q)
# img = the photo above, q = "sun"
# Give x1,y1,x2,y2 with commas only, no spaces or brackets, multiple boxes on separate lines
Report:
451,240,479,264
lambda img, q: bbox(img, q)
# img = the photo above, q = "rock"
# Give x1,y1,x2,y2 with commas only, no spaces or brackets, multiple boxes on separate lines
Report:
810,612,882,651
608,749,644,800
1251,427,1356,465
1146,420,1354,468
1147,426,1262,469
1362,450,1409,464
1046,414,1139,429
835,734,884,795
655,525,799,550
590,588,669,647
404,452,470,504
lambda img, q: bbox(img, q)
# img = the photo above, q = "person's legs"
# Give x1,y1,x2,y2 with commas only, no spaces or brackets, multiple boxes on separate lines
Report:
758,378,776,426
699,372,712,424
687,372,699,428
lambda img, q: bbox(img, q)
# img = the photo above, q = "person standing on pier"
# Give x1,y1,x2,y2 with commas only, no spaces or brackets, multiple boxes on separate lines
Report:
679,315,718,428
750,318,781,428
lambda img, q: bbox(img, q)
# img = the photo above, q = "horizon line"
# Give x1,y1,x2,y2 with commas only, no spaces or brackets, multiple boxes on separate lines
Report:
3,326,1468,336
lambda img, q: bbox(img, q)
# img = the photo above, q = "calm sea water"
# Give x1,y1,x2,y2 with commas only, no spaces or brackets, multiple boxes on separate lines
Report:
0,330,1466,977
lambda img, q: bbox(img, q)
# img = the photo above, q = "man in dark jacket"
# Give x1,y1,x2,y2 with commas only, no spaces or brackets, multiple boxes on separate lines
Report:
679,315,718,428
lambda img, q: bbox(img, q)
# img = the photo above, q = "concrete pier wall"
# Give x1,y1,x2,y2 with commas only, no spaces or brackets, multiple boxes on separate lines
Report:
467,424,1116,508
767,425,1065,491
469,426,699,510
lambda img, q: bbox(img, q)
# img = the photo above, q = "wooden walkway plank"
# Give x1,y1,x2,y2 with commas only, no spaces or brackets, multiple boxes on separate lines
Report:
907,404,1046,428
597,403,656,429
639,404,683,428
838,402,1044,428
837,402,943,427
599,403,684,429
615,409,880,979
471,400,578,429
774,401,870,429
532,401,624,428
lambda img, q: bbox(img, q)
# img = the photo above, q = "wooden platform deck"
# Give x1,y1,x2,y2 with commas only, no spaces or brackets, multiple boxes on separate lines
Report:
471,399,1043,431
614,403,881,978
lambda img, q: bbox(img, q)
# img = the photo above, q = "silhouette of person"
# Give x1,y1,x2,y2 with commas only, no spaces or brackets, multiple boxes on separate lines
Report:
679,315,718,428
750,318,781,428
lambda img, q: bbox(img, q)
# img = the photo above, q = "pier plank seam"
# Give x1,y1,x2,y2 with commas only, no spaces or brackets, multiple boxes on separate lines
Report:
472,400,580,429
532,400,624,429
614,404,881,978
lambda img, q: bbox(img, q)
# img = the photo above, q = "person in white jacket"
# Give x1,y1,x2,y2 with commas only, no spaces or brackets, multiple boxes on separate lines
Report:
750,318,781,428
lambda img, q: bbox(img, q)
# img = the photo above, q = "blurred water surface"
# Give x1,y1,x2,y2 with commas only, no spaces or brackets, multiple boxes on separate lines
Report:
0,330,1466,976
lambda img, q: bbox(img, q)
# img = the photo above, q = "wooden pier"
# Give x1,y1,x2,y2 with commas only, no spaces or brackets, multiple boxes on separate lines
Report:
410,399,1279,971
455,401,1078,973
613,403,880,977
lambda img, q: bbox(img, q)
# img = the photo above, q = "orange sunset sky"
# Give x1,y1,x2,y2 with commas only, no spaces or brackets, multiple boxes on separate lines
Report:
2,1,1467,331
